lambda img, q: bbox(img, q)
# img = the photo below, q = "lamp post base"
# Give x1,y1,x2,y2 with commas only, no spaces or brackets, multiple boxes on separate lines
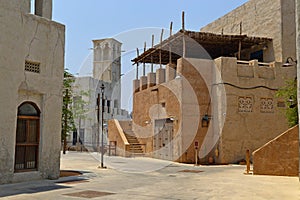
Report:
97,165,107,169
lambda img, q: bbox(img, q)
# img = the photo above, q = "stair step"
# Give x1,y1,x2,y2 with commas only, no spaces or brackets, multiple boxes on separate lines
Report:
126,136,137,139
129,146,143,150
130,148,143,150
126,137,138,140
129,147,143,150
123,129,145,154
127,137,138,140
128,141,139,144
129,145,142,148
130,150,143,152
130,153,145,157
128,140,139,143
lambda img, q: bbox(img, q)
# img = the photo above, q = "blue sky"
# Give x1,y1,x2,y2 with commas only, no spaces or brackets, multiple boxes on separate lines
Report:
52,0,248,110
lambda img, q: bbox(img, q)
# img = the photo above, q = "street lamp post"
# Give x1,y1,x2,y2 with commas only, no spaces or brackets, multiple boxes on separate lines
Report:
100,84,105,168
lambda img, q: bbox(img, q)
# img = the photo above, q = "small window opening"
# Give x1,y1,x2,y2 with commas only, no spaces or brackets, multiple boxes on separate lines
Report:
250,50,263,62
25,60,40,73
107,100,111,113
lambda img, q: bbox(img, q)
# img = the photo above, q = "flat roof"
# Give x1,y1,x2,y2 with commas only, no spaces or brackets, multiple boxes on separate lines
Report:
132,30,272,65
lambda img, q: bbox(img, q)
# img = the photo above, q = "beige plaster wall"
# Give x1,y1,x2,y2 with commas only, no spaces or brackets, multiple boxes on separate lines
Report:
0,1,65,184
132,56,295,164
213,57,295,164
132,58,214,163
253,125,299,176
201,0,296,63
132,79,182,158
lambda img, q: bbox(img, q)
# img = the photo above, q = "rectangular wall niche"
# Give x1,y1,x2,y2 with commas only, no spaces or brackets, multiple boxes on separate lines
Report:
238,96,253,112
25,60,40,73
260,98,274,113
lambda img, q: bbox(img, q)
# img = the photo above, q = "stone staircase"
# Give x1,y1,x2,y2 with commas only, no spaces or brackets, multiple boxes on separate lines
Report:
124,130,144,155
118,120,145,156
109,119,146,157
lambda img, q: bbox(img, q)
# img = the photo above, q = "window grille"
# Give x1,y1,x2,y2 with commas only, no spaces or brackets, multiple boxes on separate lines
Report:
238,96,253,112
260,98,274,113
25,60,40,73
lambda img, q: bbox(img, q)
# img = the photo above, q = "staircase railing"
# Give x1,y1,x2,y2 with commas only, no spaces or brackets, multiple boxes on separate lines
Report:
114,119,130,145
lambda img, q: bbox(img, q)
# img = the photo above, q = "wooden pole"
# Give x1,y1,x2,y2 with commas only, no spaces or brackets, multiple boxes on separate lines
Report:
143,42,146,76
151,34,154,73
169,21,173,64
182,11,185,32
246,149,250,174
183,35,186,58
160,29,164,69
195,149,198,165
182,11,186,58
240,21,243,35
238,40,241,60
136,48,139,79
238,21,242,60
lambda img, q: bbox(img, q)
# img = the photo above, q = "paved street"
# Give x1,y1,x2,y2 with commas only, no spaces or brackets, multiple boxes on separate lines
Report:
0,151,299,200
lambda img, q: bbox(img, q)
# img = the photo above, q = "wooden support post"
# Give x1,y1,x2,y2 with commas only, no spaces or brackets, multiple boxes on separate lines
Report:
183,35,186,58
240,21,243,35
182,11,186,58
169,21,173,64
195,149,198,166
238,21,242,60
238,40,241,60
160,29,164,69
245,149,250,174
143,42,146,76
182,11,185,32
136,48,139,79
151,34,154,73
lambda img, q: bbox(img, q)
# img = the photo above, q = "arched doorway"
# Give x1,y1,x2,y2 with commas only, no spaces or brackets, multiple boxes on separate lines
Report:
14,102,40,172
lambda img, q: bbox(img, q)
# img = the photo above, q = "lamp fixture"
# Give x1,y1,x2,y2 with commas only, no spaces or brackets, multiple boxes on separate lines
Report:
282,57,297,67
201,114,212,127
288,96,297,108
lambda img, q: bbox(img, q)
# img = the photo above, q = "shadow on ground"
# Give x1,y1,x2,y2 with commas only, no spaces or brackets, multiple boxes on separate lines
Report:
0,170,90,198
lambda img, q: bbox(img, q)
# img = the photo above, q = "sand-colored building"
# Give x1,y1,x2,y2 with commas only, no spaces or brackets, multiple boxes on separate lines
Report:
0,0,65,184
69,38,129,151
108,0,297,164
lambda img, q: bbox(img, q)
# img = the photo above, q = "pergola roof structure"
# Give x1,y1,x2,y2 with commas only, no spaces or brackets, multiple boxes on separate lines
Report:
132,30,272,65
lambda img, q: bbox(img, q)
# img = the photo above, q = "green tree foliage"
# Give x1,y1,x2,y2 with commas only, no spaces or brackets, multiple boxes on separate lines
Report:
62,70,90,154
62,70,75,154
276,79,298,127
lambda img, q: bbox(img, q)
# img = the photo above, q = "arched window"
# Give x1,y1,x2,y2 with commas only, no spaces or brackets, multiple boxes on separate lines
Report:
103,43,111,61
15,102,40,172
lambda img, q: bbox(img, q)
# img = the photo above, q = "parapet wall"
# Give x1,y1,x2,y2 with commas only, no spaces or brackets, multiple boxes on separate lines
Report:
253,125,299,176
213,57,295,164
201,0,296,63
214,57,295,90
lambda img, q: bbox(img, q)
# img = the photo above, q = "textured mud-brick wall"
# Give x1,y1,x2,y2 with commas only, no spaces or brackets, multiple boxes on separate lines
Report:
253,126,299,176
201,0,296,63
